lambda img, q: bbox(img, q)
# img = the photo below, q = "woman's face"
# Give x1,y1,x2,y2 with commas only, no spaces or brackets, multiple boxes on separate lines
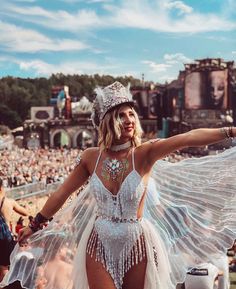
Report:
209,73,225,107
117,105,136,141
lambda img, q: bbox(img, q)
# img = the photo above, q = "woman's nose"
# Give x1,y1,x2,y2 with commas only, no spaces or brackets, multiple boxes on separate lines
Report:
124,115,132,123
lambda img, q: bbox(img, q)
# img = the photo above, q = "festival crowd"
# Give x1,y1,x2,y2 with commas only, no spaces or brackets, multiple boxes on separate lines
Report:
0,147,81,188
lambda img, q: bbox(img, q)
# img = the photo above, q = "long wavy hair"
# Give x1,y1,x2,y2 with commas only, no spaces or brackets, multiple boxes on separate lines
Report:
98,104,143,150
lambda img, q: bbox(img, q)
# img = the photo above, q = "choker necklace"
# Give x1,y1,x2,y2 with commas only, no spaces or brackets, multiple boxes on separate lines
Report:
110,141,132,152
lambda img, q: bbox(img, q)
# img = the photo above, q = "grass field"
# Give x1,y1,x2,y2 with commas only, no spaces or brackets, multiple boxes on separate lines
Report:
230,273,236,289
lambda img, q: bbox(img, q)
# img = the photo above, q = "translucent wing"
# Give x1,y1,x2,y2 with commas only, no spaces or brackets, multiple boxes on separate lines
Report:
1,184,96,289
144,146,236,287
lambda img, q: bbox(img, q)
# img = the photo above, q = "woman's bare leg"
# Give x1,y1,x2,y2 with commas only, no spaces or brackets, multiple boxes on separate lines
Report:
0,266,8,282
123,257,147,289
86,253,116,289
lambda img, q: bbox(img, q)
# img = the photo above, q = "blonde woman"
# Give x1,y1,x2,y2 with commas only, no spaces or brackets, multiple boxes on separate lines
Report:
1,81,236,289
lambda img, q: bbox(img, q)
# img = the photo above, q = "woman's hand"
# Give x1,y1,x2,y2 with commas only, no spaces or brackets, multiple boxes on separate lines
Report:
18,226,34,246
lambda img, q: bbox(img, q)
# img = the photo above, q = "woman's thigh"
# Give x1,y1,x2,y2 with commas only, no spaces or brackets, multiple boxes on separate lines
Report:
123,257,147,289
86,253,147,289
86,253,116,289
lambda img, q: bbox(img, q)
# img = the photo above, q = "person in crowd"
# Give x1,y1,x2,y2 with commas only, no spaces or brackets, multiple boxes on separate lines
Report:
183,263,224,289
1,81,236,289
27,216,34,227
15,217,24,236
0,178,28,282
228,240,236,273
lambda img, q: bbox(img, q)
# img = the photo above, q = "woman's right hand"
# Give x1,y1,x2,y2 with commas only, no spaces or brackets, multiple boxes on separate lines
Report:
18,226,34,246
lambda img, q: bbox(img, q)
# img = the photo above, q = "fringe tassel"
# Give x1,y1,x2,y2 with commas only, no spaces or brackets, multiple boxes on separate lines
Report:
86,227,147,289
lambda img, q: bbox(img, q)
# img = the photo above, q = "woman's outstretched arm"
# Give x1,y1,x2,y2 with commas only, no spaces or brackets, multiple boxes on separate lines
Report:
18,148,94,243
143,127,236,167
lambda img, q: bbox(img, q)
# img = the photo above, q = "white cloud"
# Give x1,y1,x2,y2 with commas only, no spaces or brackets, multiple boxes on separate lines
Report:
16,59,118,76
232,51,236,54
87,0,113,3
164,53,192,64
2,4,103,32
164,1,193,15
142,53,191,82
1,1,236,33
142,60,171,72
104,1,236,33
0,21,89,53
57,0,112,3
12,0,36,2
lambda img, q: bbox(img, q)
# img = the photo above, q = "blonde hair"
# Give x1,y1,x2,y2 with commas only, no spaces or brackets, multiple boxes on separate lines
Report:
98,105,143,150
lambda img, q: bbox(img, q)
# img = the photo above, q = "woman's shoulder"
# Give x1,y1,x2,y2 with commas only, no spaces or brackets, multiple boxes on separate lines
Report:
79,147,100,162
83,146,99,155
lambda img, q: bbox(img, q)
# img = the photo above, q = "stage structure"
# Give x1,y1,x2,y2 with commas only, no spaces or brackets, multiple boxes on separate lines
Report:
163,59,236,138
23,87,95,149
131,84,165,138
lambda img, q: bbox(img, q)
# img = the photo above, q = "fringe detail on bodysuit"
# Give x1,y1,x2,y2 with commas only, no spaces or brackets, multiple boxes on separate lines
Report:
87,225,146,289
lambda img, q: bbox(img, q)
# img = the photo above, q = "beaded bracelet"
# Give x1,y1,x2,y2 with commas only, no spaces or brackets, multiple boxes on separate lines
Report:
28,212,49,233
220,127,230,139
229,126,234,138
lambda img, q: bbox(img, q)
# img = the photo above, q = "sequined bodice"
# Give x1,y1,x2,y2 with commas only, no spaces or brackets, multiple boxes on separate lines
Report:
90,170,145,220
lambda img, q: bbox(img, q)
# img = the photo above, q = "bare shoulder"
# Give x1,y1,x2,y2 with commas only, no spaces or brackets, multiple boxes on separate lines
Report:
79,147,100,174
3,196,14,205
82,147,100,159
132,141,157,168
2,197,15,210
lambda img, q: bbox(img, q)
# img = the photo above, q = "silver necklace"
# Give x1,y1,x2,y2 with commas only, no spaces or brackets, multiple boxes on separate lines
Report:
110,141,132,152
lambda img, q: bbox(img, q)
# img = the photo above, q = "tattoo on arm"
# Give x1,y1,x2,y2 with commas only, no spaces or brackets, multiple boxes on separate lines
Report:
149,138,160,144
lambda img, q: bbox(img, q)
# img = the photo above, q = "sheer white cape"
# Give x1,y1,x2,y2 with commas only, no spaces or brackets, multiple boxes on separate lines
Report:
1,146,236,289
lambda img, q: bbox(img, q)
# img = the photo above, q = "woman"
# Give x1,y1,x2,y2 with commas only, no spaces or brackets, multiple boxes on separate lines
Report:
15,217,24,236
1,81,236,289
0,178,28,283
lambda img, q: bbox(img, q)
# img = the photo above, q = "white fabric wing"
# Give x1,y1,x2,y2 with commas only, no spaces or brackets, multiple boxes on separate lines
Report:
144,146,236,287
0,184,96,289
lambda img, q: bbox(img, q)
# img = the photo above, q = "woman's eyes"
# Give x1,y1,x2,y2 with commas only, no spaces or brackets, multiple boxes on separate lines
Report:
118,112,134,118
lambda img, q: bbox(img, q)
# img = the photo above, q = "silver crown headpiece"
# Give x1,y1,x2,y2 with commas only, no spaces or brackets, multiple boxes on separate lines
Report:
91,81,134,128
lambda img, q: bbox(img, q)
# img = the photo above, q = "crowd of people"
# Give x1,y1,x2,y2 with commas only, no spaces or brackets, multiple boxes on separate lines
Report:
0,145,196,191
0,147,81,188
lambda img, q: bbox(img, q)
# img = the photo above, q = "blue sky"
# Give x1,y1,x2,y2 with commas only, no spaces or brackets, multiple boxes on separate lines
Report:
0,0,236,83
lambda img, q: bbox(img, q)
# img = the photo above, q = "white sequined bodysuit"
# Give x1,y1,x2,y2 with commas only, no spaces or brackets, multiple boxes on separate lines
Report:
87,149,147,289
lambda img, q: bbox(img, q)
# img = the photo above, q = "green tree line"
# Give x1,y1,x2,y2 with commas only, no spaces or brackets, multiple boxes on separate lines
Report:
0,74,142,129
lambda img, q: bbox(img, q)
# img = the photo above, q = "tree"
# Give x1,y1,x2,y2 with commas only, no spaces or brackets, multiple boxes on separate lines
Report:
0,104,22,128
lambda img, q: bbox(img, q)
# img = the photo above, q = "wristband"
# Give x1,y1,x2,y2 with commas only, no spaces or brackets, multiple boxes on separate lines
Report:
28,212,50,233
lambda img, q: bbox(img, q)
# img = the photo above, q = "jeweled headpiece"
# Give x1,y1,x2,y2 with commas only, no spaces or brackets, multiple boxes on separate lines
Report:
91,81,134,128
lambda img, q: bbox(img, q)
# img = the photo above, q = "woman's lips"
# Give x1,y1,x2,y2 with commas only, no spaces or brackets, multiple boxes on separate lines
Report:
124,126,134,132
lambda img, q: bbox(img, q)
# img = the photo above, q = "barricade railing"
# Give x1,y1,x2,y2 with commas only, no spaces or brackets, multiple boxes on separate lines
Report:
6,181,62,200
0,140,14,150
